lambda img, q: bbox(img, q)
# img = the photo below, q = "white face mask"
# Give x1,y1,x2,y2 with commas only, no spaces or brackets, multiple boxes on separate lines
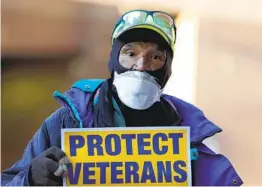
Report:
113,71,163,110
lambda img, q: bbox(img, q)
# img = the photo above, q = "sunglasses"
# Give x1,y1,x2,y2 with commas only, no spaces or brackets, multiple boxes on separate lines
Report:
112,10,177,48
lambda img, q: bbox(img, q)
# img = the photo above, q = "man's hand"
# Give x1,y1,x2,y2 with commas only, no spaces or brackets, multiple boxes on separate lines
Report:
28,146,69,186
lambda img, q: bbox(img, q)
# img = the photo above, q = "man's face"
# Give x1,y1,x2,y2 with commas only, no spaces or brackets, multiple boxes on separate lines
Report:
118,42,166,71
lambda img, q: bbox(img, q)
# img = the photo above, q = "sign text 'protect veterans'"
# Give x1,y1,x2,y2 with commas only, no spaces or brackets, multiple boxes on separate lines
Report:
61,127,191,186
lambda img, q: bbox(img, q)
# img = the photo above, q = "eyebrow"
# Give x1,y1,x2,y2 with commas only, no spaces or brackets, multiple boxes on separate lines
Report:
121,44,133,51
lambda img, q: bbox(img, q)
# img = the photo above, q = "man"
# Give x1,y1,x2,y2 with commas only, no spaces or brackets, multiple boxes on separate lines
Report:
1,10,243,186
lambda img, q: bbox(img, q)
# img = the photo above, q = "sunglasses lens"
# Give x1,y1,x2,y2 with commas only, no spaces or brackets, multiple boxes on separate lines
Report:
123,11,147,25
153,12,174,28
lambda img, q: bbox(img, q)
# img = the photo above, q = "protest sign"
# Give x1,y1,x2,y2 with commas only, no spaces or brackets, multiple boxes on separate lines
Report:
61,127,191,186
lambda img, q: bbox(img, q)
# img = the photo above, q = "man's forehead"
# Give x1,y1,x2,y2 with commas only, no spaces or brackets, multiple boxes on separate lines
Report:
123,42,163,50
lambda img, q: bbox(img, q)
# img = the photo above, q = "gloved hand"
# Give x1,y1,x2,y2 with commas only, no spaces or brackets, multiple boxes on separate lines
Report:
28,146,69,186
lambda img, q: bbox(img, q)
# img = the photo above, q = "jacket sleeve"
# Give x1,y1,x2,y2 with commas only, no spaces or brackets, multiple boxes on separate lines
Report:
1,107,68,186
194,143,243,186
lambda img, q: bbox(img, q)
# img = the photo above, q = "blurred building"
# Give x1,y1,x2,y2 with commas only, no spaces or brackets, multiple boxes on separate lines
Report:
2,0,262,185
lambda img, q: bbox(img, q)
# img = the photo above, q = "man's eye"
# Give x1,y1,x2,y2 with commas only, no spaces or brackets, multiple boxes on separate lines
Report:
151,55,160,60
126,51,135,57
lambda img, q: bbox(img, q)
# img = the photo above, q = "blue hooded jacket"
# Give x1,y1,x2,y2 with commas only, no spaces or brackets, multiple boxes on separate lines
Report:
1,79,243,186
